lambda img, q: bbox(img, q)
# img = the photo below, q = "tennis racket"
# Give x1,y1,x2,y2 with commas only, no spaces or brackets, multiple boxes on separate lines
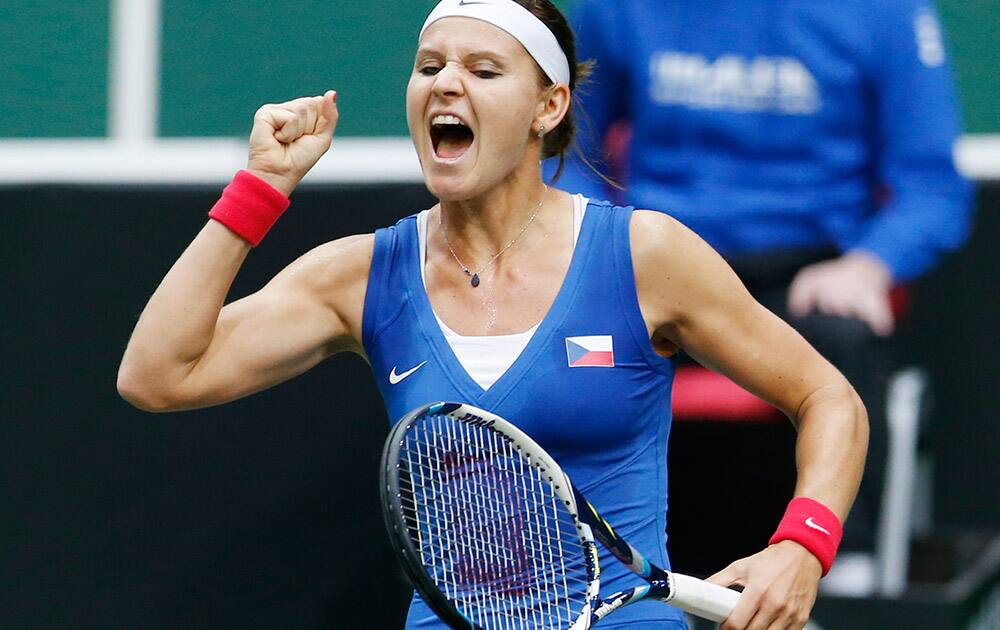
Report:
380,401,741,629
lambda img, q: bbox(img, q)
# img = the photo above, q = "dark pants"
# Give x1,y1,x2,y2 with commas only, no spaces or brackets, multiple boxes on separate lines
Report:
668,249,889,574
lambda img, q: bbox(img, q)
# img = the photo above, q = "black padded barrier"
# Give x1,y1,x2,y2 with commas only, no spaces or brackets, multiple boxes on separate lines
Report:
0,182,996,629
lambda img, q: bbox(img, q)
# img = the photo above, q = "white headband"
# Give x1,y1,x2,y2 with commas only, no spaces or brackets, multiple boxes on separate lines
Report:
419,0,571,86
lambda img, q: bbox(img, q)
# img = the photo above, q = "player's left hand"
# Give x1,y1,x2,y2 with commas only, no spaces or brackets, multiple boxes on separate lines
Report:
787,251,894,337
707,540,821,630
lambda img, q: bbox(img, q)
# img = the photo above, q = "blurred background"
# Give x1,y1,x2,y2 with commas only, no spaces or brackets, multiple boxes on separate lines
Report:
1,1,997,628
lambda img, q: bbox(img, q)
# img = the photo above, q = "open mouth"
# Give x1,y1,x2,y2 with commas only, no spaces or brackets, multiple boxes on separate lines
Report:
430,115,475,160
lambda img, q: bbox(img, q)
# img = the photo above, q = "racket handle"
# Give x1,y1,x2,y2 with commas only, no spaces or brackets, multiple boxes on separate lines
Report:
668,573,742,622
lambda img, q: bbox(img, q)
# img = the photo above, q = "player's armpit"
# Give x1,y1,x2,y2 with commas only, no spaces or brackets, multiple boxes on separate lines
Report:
628,210,844,420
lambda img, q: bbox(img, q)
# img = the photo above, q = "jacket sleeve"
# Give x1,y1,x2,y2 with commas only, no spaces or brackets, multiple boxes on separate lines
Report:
542,0,631,199
850,0,974,281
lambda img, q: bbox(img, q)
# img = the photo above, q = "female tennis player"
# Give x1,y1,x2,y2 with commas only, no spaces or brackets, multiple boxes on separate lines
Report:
118,1,867,628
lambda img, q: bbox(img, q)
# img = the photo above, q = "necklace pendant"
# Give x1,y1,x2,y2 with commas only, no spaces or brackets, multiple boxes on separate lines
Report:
470,273,481,288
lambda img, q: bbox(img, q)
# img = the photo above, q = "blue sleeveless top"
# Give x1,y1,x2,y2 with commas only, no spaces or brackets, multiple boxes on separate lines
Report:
363,200,686,629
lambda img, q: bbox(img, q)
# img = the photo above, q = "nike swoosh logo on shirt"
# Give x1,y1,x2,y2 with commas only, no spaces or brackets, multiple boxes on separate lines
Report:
805,517,831,536
389,361,428,385
458,0,491,5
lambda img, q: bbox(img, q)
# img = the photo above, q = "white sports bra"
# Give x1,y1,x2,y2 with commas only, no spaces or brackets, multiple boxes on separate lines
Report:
416,194,589,390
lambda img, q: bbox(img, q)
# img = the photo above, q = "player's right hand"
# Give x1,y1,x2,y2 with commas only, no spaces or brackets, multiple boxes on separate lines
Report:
247,90,339,197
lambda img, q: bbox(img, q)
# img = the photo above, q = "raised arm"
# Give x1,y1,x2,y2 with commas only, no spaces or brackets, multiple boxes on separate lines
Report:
117,91,372,412
630,210,868,629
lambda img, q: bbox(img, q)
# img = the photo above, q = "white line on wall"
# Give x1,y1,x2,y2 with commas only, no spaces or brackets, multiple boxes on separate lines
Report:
956,135,1000,181
0,137,423,184
0,135,995,184
108,0,160,143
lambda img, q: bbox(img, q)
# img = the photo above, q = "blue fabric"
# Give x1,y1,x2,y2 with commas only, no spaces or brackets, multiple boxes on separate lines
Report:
548,0,973,281
363,201,685,628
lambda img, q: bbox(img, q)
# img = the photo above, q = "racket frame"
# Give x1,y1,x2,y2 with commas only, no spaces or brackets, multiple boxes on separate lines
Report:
380,401,739,629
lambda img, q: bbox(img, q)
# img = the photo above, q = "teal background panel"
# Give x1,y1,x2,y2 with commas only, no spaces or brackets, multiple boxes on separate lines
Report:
0,1,108,138
158,0,573,137
938,0,999,133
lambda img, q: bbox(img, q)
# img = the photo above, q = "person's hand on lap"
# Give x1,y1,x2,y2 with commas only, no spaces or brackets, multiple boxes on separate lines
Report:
788,251,894,336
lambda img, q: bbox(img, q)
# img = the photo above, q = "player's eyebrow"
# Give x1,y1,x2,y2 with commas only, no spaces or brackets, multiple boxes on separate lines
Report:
463,50,509,67
415,46,512,67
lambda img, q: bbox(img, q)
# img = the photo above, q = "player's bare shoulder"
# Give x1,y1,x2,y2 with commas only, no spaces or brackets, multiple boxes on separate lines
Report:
628,209,744,331
275,233,374,292
266,233,375,352
628,209,693,272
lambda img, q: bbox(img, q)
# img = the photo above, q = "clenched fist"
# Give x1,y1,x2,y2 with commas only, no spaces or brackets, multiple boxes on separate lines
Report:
247,90,340,197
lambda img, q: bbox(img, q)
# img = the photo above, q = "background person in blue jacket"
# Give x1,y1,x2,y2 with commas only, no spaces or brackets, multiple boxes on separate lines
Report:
550,0,974,593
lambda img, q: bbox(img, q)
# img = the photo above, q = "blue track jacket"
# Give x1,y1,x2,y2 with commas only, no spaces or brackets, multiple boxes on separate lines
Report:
549,0,973,281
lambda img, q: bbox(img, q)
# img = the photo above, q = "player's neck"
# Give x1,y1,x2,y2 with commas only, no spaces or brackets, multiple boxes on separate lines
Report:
438,173,549,257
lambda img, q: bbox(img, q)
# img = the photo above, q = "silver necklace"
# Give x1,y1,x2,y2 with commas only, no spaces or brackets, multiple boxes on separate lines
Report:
438,186,547,288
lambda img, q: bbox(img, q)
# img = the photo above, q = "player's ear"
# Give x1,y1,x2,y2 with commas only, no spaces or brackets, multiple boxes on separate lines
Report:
534,83,571,136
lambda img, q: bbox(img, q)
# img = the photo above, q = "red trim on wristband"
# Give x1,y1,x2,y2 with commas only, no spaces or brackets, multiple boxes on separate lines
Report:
208,170,290,246
769,497,843,576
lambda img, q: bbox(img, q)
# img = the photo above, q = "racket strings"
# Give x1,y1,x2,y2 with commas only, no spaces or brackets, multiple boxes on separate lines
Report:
397,465,590,590
398,490,591,592
398,501,591,589
399,413,590,629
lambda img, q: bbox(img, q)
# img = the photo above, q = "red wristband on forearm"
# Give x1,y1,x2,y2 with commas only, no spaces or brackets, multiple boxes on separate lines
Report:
769,497,843,576
208,170,290,246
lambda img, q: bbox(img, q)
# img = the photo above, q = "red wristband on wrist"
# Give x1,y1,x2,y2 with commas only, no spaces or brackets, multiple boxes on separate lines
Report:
208,170,290,246
769,497,843,576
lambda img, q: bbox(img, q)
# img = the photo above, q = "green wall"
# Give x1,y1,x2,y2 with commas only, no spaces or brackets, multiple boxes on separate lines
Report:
938,0,999,134
159,1,433,137
0,0,992,138
158,0,571,137
0,1,109,137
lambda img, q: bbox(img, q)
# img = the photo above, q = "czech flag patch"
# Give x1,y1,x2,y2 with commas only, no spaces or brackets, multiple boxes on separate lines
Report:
565,335,615,368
